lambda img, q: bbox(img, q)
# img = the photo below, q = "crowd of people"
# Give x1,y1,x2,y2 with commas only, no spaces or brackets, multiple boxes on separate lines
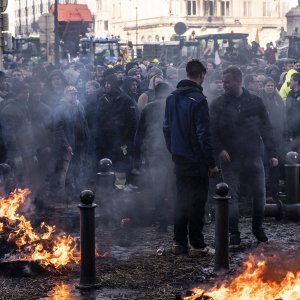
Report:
0,47,300,253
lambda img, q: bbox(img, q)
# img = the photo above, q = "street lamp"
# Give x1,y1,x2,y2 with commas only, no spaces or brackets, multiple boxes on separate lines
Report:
135,5,138,58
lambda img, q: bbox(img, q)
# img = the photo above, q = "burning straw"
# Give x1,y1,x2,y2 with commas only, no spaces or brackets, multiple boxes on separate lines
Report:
183,254,300,300
0,189,80,270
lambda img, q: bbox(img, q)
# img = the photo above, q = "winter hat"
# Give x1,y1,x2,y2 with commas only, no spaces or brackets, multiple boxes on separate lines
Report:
147,66,163,79
128,68,139,76
113,64,125,73
166,67,178,79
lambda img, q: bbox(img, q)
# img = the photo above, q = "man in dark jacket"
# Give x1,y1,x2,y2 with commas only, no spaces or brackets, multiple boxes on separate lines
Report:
286,72,300,152
96,74,138,188
0,80,37,190
210,66,278,246
135,82,174,232
163,59,218,255
52,85,89,199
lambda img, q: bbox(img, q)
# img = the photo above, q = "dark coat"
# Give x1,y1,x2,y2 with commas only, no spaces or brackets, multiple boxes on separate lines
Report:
259,91,285,150
286,89,300,140
96,77,138,163
52,99,89,153
0,99,36,160
210,88,277,160
135,97,170,161
163,79,216,167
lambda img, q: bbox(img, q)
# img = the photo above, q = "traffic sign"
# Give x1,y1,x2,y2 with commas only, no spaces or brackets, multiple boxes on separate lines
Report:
37,13,54,34
40,32,55,44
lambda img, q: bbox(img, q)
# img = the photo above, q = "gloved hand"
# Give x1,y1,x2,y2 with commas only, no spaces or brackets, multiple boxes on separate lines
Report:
13,156,23,169
33,156,38,164
121,145,128,156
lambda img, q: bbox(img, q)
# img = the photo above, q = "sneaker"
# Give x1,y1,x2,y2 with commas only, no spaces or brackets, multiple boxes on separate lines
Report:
229,233,241,246
131,168,145,175
252,227,268,242
189,245,215,256
126,184,139,190
171,241,188,255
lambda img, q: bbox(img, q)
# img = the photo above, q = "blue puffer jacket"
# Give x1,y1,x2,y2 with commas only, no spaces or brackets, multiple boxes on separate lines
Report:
163,79,216,167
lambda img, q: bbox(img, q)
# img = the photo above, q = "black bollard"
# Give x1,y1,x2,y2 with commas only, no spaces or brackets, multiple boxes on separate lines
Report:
284,151,300,204
214,182,230,274
96,158,115,198
77,190,99,289
96,159,115,226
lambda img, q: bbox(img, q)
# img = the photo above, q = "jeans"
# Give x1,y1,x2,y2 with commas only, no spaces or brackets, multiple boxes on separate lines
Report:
220,156,266,234
173,161,209,248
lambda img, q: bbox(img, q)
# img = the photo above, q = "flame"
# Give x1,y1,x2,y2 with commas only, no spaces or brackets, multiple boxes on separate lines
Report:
0,189,80,269
47,282,73,299
184,254,300,300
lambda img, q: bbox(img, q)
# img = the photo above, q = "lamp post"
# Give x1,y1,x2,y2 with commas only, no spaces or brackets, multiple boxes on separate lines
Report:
54,0,59,66
135,5,138,58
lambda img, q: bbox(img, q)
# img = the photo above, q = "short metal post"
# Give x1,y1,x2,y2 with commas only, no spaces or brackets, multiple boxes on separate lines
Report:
77,190,99,289
284,151,300,204
96,159,115,226
214,182,230,274
96,158,115,199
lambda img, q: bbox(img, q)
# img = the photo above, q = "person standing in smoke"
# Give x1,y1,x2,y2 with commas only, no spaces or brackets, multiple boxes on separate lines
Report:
205,71,224,105
42,70,68,110
122,76,140,103
96,74,138,189
51,86,89,199
135,82,174,232
286,72,300,153
0,80,38,192
259,77,285,199
210,66,278,246
163,59,219,255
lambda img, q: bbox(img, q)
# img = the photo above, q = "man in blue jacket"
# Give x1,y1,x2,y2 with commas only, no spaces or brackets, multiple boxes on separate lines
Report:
163,59,219,255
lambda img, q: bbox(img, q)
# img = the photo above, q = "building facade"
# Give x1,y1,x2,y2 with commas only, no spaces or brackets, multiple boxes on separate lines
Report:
13,0,96,37
95,0,298,46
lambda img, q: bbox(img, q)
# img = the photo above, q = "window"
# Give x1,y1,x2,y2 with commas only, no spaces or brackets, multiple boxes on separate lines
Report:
104,20,108,31
204,0,214,16
243,1,251,17
187,0,197,16
263,0,272,17
221,1,231,16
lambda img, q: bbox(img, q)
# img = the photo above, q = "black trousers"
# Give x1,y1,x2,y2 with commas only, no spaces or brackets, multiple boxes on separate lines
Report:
173,160,209,248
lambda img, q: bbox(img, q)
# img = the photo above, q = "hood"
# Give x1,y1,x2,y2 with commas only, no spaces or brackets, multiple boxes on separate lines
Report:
176,79,203,94
122,76,138,94
44,69,68,90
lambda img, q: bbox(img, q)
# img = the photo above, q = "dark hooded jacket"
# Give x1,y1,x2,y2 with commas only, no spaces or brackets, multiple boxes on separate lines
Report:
0,82,36,161
163,79,216,167
96,75,138,164
259,90,285,152
286,88,300,143
122,76,140,103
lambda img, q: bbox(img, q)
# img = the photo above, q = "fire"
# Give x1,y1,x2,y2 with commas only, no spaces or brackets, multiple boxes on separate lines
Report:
46,282,74,299
184,254,300,300
0,189,80,269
